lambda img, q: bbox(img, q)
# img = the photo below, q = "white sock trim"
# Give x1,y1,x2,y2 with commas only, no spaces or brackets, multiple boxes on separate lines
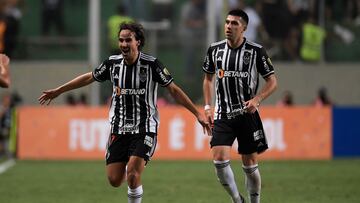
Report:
242,164,258,169
128,185,143,198
213,160,230,164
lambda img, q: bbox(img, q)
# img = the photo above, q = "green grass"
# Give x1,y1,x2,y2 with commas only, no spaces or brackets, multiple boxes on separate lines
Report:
1,159,360,203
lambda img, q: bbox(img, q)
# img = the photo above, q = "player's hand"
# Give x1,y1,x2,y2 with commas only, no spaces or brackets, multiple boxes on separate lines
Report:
0,54,9,74
38,88,61,105
204,108,214,131
243,97,261,114
196,113,212,136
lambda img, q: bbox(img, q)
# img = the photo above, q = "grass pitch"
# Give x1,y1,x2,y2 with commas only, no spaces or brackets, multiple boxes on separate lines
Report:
0,159,360,203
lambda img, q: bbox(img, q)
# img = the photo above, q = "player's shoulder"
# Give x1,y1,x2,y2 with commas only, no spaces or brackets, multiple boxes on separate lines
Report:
139,52,157,62
244,39,263,50
106,55,124,64
108,54,123,60
209,39,227,49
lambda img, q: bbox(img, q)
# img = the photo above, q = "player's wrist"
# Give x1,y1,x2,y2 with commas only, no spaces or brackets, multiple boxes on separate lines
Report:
256,95,263,106
204,104,211,111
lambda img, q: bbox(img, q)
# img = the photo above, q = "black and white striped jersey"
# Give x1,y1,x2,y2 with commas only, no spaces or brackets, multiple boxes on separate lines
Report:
92,52,173,134
203,38,275,120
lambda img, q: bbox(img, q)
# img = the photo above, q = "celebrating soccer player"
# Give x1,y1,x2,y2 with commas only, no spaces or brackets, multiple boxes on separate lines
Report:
39,22,211,203
202,9,278,203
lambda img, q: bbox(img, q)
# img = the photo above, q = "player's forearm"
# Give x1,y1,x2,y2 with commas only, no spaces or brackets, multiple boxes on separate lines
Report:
168,83,200,117
203,80,213,106
255,74,277,104
203,74,214,106
57,72,94,94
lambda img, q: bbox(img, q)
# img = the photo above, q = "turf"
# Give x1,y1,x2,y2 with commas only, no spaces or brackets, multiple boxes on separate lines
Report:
0,159,360,203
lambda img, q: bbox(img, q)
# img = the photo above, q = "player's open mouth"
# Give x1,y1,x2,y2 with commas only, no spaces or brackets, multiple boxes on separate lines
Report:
121,49,130,55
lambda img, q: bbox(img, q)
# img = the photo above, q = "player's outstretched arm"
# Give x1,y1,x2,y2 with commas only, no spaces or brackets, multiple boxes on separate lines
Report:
0,54,10,88
166,82,211,136
38,72,95,105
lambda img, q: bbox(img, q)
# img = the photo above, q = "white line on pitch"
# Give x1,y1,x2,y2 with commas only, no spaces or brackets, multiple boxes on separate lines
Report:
0,159,16,174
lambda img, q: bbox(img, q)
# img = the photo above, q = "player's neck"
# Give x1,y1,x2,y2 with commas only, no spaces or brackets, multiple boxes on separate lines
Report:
227,36,244,49
124,51,139,65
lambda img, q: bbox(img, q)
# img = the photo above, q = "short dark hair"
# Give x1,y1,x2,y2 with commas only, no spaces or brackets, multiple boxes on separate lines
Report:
228,9,249,25
118,22,145,50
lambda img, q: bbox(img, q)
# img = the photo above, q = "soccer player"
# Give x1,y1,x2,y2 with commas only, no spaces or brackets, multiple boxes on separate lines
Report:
202,9,277,203
39,22,211,203
0,54,10,88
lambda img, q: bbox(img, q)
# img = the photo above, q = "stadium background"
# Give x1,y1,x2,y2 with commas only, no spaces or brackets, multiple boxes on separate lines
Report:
1,0,360,202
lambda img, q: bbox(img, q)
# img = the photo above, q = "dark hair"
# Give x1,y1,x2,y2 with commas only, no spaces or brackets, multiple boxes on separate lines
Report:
228,9,249,25
118,22,145,50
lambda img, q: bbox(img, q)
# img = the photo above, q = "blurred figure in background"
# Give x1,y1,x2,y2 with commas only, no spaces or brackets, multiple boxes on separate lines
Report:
65,94,76,106
151,0,174,21
0,1,7,55
179,0,206,78
65,93,88,106
78,93,88,106
0,91,21,158
344,0,360,25
277,90,294,107
107,4,133,55
0,92,11,158
314,87,333,107
0,54,10,88
234,0,269,43
3,0,22,58
300,14,326,62
261,0,292,59
41,0,65,36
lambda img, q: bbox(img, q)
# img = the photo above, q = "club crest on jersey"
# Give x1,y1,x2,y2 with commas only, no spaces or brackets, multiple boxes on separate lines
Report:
139,69,147,82
243,51,251,65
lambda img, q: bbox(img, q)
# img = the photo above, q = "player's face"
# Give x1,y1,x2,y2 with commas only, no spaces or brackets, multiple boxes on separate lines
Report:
224,15,246,42
119,29,140,63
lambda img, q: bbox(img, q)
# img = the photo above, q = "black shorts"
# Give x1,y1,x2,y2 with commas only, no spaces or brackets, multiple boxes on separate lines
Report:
105,133,157,165
210,111,268,154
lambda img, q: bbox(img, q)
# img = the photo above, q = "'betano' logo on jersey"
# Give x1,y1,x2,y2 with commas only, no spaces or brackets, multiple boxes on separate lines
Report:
217,69,249,79
115,87,146,96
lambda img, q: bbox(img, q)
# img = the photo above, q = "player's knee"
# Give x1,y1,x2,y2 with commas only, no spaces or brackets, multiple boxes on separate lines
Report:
107,175,124,187
126,170,140,187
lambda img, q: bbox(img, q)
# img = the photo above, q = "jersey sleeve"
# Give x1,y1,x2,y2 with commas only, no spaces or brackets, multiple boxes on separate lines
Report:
92,59,111,82
256,47,275,78
202,46,215,74
152,59,174,87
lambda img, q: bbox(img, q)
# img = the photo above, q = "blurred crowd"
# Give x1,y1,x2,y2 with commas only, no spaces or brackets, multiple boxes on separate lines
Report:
0,0,358,61
1,0,355,106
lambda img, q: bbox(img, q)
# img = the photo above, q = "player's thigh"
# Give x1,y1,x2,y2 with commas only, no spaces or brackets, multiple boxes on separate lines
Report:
106,162,127,180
